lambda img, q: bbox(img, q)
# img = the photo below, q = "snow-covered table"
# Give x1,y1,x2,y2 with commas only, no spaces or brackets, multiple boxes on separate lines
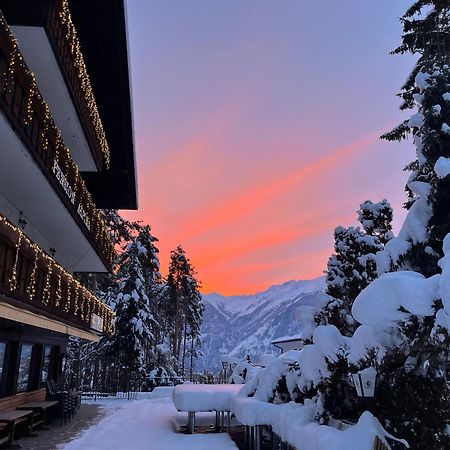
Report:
172,384,244,433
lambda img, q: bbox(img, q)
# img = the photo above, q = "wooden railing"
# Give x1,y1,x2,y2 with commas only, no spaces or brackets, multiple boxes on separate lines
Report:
0,214,114,335
46,0,110,171
0,14,115,271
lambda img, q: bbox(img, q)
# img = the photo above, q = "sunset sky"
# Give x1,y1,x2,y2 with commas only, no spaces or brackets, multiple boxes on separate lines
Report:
123,0,416,295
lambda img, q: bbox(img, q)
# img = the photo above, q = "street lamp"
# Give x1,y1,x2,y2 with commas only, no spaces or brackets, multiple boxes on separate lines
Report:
221,360,229,383
352,366,377,412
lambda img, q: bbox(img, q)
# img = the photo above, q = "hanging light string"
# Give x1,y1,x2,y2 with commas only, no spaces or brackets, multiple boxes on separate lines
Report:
57,0,110,168
0,213,115,334
0,13,115,269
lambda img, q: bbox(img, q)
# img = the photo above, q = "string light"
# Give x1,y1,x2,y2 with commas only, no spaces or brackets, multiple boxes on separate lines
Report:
9,230,22,291
55,272,62,307
26,245,38,300
42,260,53,305
63,281,71,313
0,12,115,334
56,0,111,168
0,213,114,333
0,13,115,269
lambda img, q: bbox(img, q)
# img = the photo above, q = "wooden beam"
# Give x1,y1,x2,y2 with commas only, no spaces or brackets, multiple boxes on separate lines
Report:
0,301,100,341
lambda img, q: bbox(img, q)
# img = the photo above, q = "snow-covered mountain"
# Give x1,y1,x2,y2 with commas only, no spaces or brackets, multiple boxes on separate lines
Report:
196,277,325,372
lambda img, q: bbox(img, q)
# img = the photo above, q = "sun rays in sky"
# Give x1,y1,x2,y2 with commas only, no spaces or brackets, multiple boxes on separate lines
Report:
123,0,415,294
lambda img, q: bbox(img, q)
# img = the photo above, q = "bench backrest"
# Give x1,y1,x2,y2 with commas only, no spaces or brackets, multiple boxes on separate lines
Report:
0,389,46,412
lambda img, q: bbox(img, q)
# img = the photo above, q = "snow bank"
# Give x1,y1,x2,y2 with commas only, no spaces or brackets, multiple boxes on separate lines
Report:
172,384,243,412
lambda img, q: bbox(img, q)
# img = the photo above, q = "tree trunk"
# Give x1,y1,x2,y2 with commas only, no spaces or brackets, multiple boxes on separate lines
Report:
189,337,194,382
181,322,188,376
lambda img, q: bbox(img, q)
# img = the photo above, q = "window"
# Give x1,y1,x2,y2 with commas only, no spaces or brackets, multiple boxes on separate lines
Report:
41,346,53,384
0,342,5,381
16,344,33,392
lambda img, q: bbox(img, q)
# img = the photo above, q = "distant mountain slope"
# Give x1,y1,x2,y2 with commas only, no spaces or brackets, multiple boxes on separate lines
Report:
196,278,325,372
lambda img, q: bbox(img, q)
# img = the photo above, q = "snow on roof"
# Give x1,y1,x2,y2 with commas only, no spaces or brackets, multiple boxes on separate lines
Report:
271,334,303,344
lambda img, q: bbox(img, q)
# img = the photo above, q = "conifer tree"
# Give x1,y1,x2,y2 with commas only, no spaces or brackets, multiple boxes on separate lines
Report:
164,246,204,376
381,1,450,276
359,3,450,447
318,223,383,336
357,199,394,245
314,202,393,421
111,225,161,388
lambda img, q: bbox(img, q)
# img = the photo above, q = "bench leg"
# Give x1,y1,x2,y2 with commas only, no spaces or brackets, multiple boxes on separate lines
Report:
227,411,231,432
214,411,220,431
255,426,261,450
187,412,195,434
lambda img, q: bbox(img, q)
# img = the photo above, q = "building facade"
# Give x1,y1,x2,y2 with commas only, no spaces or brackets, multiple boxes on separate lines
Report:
0,0,136,400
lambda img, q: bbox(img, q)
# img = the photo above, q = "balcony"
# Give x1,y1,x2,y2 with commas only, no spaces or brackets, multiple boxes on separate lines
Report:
0,13,115,272
0,213,114,338
0,0,110,172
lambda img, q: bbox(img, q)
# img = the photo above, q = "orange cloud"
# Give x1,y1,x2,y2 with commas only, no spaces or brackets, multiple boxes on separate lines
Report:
173,130,380,242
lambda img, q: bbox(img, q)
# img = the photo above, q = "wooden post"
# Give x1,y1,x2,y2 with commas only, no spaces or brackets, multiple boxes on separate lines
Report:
187,411,196,434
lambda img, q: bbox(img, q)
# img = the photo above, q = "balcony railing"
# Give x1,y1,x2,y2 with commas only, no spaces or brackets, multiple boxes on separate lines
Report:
46,0,110,171
0,14,115,270
0,213,114,335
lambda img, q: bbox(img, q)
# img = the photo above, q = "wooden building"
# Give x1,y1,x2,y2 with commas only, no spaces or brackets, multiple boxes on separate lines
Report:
0,0,136,401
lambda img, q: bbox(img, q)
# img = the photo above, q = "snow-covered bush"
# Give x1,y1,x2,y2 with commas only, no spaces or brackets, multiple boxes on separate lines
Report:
318,201,393,336
229,361,260,384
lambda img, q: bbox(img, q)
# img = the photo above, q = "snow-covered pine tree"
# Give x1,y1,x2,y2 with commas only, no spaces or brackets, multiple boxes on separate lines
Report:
318,225,382,336
357,199,394,245
110,224,162,389
164,246,204,377
314,201,394,421
365,3,450,448
317,199,394,337
380,1,450,276
66,210,144,392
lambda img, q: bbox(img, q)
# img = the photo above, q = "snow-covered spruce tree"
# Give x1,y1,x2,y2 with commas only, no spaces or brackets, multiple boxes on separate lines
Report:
164,246,204,377
110,224,162,390
314,201,394,421
355,3,450,448
380,1,450,276
317,223,384,336
66,211,144,392
357,199,394,245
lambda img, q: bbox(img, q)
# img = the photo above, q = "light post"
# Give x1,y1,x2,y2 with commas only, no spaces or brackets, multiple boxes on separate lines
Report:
351,366,377,412
221,360,229,384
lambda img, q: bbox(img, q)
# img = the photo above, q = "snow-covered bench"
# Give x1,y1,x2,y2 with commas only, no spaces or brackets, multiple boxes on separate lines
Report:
172,384,244,433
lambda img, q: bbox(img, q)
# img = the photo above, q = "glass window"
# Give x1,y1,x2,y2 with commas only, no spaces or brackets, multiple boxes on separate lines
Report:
41,346,53,383
0,342,5,381
16,344,33,392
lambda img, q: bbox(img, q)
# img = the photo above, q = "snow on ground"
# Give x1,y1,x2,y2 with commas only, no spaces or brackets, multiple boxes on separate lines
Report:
63,389,237,450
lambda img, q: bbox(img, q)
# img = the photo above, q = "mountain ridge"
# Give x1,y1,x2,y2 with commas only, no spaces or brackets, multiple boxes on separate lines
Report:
196,277,325,372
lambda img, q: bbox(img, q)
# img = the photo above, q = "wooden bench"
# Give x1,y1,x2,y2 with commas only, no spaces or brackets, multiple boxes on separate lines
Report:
0,389,46,413
0,389,48,447
16,401,58,428
0,409,34,448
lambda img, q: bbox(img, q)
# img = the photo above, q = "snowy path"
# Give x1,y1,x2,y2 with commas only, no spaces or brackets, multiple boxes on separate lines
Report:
63,394,238,450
